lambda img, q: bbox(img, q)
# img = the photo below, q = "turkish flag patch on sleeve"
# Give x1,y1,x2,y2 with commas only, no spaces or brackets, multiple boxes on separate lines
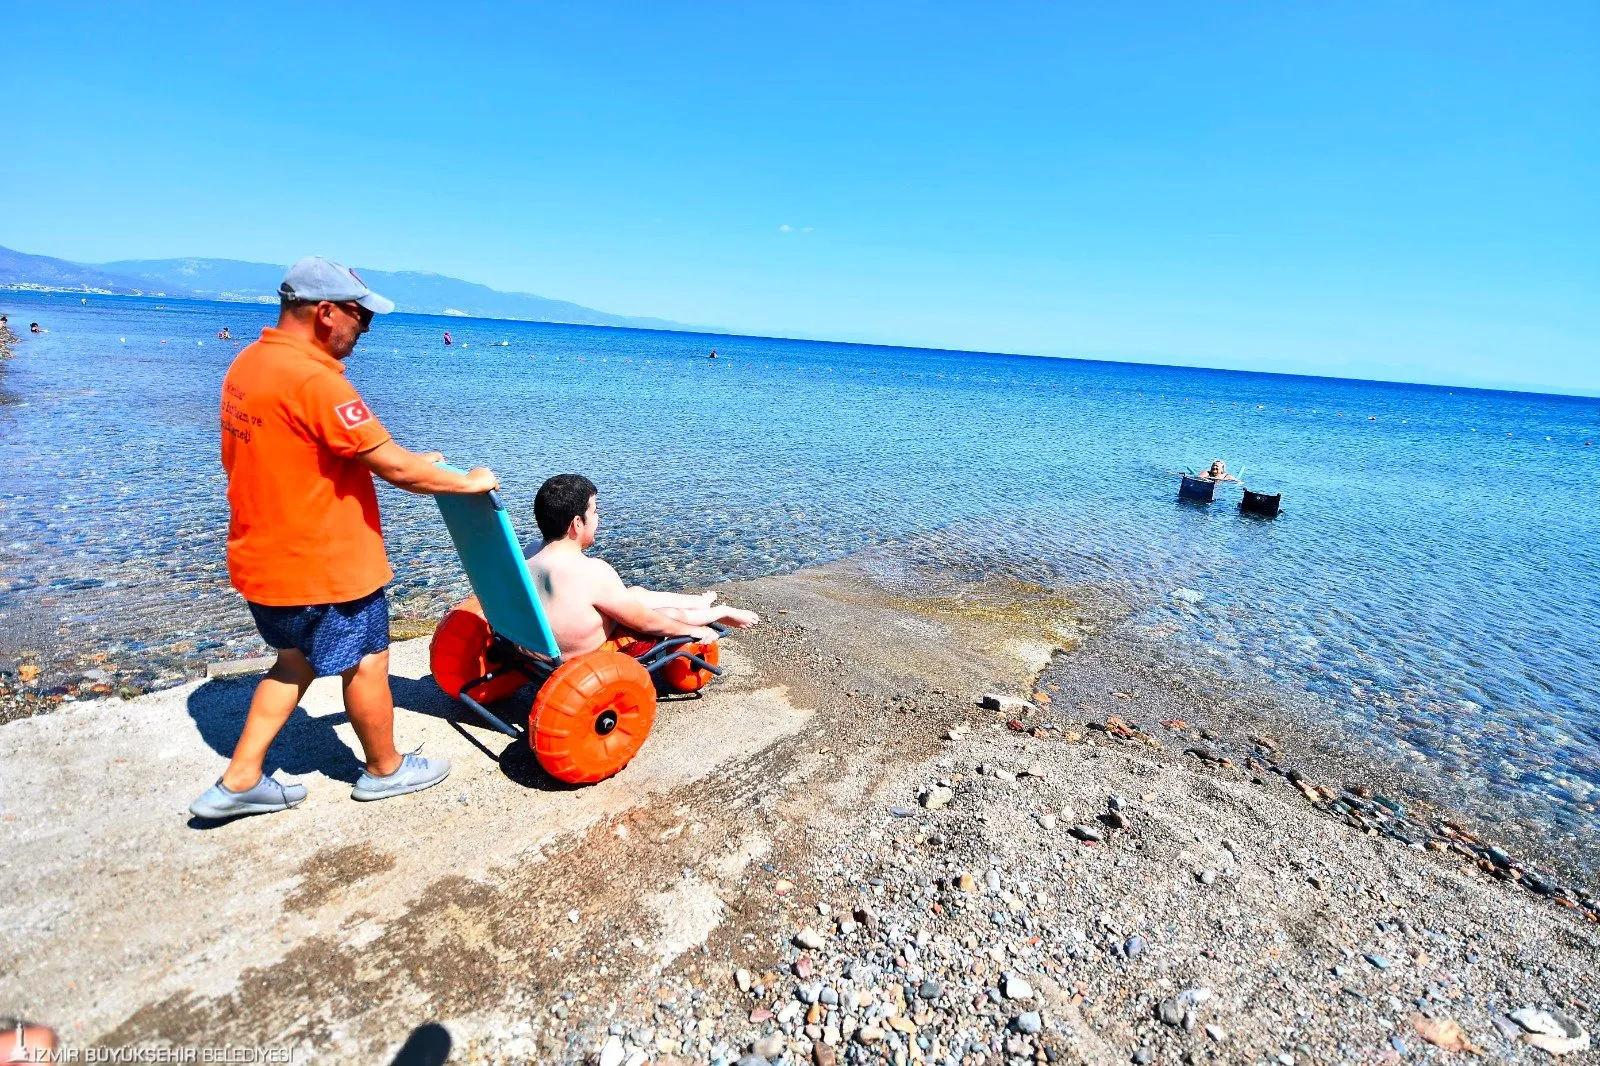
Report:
335,399,373,429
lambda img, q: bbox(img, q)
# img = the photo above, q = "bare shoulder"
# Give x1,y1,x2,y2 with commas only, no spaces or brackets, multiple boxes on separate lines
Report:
578,554,625,586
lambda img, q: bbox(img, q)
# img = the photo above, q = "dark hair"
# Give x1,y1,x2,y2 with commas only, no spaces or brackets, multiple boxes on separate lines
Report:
534,474,597,540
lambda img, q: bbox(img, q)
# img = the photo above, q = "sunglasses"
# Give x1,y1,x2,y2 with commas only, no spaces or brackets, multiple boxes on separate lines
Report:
335,301,374,330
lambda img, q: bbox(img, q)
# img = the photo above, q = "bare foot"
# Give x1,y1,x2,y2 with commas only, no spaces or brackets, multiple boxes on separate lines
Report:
719,607,760,629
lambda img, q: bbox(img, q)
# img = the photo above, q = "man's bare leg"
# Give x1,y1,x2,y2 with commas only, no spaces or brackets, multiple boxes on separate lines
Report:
342,649,403,777
220,650,316,791
628,586,717,610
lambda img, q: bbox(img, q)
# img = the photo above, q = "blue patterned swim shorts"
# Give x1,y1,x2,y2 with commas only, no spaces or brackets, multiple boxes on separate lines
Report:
246,588,390,677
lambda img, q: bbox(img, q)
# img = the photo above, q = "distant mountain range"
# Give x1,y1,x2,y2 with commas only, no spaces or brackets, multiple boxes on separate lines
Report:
0,245,688,330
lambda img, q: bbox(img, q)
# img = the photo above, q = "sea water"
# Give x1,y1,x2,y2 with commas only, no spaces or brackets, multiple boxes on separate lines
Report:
3,292,1598,860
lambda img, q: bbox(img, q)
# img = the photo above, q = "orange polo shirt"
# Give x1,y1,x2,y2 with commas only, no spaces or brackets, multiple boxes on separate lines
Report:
221,328,394,606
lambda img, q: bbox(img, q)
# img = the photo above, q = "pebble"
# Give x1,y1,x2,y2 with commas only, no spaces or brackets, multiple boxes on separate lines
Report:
1070,825,1103,842
980,693,1037,715
1510,1007,1591,1054
919,980,942,1000
752,1035,786,1059
1132,1051,1154,1065
1204,1025,1227,1043
1010,1012,1043,1035
1002,974,1034,1000
795,929,826,950
600,1035,625,1066
1490,1015,1523,1041
1157,999,1186,1027
921,786,954,810
854,1026,885,1045
1036,813,1058,830
735,968,752,992
1108,794,1127,811
734,1057,770,1066
1363,953,1390,970
1123,934,1146,959
1197,870,1217,885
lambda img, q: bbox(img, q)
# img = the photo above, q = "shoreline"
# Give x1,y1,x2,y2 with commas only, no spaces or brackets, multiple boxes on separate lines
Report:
1,552,1594,1062
5,532,1594,889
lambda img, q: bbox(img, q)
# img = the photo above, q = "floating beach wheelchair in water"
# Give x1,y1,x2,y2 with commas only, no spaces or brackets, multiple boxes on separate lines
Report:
427,476,724,784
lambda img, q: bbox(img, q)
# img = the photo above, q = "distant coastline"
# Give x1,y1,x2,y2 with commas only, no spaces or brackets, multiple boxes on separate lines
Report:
0,243,693,333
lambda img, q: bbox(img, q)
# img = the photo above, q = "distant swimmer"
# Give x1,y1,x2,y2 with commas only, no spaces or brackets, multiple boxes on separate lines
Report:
1199,459,1238,483
29,322,43,334
709,348,717,360
218,327,233,340
443,331,453,346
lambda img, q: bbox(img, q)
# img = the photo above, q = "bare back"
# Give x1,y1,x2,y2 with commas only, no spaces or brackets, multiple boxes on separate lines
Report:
525,545,622,656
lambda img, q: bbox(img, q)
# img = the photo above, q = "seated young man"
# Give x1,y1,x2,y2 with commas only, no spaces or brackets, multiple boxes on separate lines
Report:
526,473,759,656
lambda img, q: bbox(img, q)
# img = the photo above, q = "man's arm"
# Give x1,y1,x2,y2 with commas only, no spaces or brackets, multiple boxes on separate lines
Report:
357,441,498,495
590,564,717,643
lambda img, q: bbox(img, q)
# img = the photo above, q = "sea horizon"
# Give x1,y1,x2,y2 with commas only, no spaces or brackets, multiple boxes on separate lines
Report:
8,288,1598,402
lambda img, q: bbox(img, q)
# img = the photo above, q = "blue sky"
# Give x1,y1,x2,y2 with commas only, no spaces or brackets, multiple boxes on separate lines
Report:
5,2,1596,393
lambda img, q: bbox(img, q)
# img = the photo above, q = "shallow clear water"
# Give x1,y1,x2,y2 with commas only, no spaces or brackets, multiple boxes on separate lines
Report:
3,292,1599,854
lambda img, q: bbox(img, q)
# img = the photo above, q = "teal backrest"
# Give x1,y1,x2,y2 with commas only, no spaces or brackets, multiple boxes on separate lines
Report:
432,469,563,661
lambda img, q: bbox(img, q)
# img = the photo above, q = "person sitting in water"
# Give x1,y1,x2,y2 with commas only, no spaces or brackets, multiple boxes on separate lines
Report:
29,322,43,334
525,473,759,656
1199,459,1238,483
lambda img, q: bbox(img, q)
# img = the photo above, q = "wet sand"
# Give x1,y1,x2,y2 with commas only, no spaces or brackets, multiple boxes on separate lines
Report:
0,552,1595,1063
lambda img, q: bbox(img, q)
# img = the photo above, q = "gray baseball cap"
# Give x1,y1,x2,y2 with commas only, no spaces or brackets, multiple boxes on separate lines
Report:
278,256,395,314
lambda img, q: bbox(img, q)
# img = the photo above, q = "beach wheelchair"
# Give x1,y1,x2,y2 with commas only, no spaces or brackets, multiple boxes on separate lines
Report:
426,478,724,784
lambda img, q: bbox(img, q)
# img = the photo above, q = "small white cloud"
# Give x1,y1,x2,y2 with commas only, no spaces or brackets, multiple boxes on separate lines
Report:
778,224,793,233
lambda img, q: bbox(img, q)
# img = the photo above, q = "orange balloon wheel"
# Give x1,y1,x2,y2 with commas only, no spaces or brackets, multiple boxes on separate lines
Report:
429,596,526,703
532,652,657,783
660,640,720,693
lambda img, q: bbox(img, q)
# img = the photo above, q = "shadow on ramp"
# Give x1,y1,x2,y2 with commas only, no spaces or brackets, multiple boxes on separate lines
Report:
390,1023,452,1065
